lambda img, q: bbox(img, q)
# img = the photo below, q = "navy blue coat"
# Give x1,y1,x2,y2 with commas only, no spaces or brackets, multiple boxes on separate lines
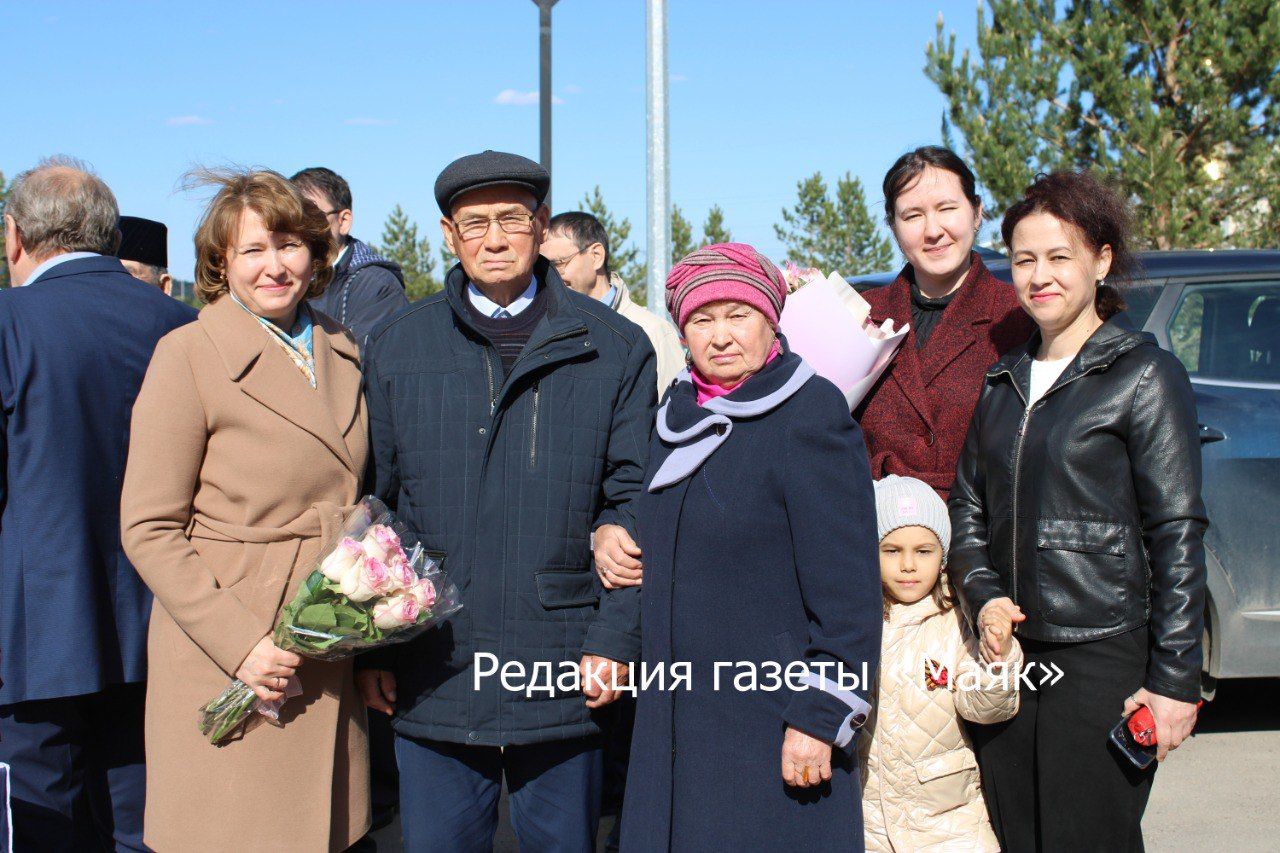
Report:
362,260,655,746
622,351,882,852
0,256,196,704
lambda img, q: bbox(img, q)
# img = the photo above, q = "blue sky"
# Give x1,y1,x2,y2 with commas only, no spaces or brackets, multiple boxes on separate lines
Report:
5,0,983,280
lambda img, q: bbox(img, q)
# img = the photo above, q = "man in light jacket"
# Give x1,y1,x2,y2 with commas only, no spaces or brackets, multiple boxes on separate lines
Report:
543,211,684,394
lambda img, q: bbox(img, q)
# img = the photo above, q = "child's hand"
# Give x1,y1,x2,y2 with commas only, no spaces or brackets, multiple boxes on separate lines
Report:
978,597,1025,663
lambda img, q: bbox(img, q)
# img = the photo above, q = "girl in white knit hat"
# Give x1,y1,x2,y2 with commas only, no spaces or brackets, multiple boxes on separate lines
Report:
860,475,1022,852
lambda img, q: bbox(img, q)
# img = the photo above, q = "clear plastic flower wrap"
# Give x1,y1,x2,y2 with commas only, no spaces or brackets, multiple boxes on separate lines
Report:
198,497,460,745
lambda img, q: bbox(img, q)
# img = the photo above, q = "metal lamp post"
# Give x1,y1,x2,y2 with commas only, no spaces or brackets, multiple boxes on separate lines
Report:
645,0,669,315
533,0,559,210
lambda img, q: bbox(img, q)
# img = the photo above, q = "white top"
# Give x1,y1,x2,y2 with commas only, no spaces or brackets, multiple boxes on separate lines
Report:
1027,355,1073,407
466,276,538,319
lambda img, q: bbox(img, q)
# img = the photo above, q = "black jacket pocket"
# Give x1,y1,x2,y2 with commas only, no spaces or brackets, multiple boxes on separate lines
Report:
1036,519,1129,628
534,569,600,609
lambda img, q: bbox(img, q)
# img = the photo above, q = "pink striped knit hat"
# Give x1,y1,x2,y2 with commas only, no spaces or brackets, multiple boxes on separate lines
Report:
665,243,788,330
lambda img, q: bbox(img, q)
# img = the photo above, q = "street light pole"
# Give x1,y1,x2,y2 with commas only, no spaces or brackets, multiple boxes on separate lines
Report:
534,0,559,209
645,0,669,316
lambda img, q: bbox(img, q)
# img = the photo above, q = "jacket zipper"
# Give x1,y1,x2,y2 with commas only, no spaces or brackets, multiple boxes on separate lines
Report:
483,350,497,415
1010,406,1036,605
529,381,540,469
1006,362,1108,608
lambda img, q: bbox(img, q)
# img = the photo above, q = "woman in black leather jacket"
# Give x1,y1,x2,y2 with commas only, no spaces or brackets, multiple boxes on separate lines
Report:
948,171,1208,853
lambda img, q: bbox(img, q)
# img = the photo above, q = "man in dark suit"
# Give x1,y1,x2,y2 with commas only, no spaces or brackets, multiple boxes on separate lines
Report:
0,156,197,850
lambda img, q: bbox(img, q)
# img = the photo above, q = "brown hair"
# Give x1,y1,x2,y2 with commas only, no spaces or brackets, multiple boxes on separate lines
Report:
190,169,335,305
882,145,982,225
1000,171,1137,320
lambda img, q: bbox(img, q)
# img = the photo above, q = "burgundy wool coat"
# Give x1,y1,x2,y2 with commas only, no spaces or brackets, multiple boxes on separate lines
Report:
858,254,1034,499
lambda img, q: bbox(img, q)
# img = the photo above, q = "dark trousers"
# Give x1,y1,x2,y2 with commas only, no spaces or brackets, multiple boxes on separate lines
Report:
394,734,603,853
0,683,147,852
969,627,1155,853
601,695,635,852
368,711,400,828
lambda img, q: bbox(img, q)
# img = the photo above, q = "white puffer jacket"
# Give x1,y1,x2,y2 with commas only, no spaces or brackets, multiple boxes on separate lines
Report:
860,596,1022,852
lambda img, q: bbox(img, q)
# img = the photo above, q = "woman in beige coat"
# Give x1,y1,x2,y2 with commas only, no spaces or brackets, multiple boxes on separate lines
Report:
121,170,370,852
862,476,1021,852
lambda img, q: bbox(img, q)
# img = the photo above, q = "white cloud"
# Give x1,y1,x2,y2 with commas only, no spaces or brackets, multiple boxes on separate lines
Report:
563,84,584,95
494,89,563,106
344,117,396,126
166,115,213,126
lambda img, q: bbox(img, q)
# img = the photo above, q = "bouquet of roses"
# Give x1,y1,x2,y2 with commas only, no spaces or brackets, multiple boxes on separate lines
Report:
779,263,910,410
198,497,460,745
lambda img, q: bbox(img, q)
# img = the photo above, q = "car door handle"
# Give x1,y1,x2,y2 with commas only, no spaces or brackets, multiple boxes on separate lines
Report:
1199,424,1226,444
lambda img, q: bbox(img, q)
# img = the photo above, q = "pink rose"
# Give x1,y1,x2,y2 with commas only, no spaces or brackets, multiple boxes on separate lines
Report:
385,553,417,591
340,557,393,603
407,577,437,610
361,524,400,562
372,594,421,630
319,537,364,582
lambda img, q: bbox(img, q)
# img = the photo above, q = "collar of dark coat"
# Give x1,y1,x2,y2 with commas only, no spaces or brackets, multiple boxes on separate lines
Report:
198,295,362,472
443,257,595,405
986,311,1155,400
26,254,130,284
878,253,1008,384
661,338,804,433
867,254,1007,425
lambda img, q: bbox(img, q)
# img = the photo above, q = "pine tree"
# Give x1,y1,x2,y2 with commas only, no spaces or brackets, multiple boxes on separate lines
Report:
671,204,695,263
774,172,893,274
701,205,732,246
378,204,441,301
927,0,1280,248
582,186,646,289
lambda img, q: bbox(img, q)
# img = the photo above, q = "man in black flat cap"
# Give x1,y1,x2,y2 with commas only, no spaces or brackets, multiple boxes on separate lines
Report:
357,150,654,851
116,215,173,295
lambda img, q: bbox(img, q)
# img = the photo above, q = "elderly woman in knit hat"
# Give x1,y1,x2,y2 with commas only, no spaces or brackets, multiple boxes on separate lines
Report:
612,244,882,851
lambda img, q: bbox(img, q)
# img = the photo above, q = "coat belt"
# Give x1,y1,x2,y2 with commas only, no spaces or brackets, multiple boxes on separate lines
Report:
189,502,349,626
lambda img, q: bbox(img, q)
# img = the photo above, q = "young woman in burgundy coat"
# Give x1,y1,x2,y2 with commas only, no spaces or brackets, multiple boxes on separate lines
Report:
859,147,1034,499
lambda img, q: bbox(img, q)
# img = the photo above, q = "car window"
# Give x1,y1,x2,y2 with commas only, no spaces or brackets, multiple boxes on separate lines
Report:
1121,283,1161,329
1168,280,1280,382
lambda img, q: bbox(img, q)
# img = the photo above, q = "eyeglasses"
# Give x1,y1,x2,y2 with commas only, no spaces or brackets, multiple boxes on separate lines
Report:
452,212,537,241
319,209,343,219
546,247,583,270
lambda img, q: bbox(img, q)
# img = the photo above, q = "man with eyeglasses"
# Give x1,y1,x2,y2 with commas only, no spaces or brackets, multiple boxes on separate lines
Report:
358,150,654,851
291,166,408,347
543,210,685,394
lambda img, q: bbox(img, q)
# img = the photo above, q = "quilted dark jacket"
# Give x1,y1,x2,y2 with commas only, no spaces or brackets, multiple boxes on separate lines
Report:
948,314,1209,702
360,259,656,745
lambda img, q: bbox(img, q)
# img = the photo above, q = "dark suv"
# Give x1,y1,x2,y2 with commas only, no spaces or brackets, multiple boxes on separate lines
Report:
852,250,1280,690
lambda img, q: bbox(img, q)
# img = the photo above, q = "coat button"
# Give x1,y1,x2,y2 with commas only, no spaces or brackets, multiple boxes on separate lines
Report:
584,341,592,347
478,427,487,435
467,731,479,742
927,432,936,446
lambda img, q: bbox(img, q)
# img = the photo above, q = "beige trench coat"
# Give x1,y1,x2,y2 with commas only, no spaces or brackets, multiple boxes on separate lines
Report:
121,295,370,852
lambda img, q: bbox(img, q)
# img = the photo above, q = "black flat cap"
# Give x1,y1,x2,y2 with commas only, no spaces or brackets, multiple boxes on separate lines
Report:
434,150,550,214
117,216,168,268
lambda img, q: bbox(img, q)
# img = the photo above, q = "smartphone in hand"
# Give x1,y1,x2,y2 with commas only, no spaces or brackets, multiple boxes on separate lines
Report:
1109,701,1205,769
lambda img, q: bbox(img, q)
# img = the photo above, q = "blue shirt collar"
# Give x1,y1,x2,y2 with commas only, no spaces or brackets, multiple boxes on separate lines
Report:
467,275,539,319
23,251,100,286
